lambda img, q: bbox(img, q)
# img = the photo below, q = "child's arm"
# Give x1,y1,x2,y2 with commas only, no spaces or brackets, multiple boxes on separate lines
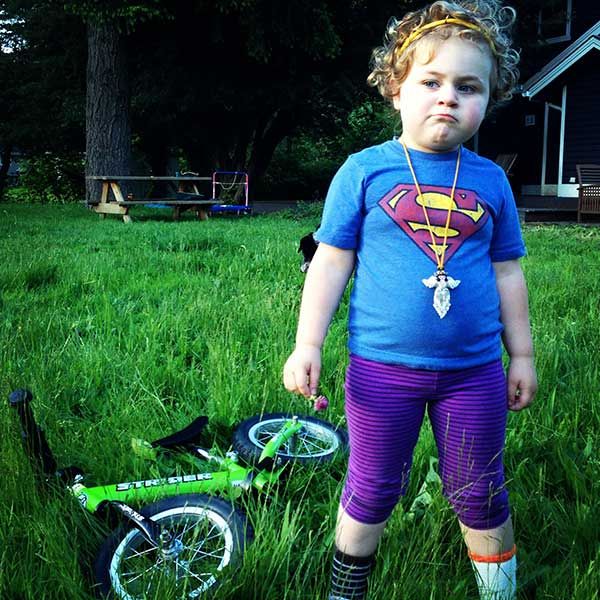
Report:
493,259,538,411
283,242,356,397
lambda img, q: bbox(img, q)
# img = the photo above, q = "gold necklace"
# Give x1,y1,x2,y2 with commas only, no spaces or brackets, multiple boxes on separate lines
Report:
400,140,462,319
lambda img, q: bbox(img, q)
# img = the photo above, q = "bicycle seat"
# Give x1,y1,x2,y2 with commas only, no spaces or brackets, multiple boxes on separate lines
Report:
150,416,209,449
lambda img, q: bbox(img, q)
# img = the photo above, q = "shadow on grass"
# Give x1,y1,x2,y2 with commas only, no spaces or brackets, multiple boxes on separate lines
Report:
24,265,59,290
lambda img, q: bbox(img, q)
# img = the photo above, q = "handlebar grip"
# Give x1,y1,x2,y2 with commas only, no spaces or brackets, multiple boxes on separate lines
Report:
9,388,33,406
8,389,58,476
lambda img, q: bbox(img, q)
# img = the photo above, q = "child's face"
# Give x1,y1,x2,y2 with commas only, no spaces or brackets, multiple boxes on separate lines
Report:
393,37,493,153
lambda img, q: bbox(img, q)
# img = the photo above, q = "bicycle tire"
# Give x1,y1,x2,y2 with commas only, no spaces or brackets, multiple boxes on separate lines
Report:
94,494,251,599
232,413,348,466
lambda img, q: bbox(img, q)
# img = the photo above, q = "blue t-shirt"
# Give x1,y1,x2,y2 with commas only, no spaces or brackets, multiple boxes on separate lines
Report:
316,139,526,370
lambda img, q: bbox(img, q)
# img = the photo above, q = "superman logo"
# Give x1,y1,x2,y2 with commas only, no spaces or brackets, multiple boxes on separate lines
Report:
378,183,489,265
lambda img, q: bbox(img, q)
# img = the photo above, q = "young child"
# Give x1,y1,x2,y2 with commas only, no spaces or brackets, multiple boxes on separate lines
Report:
283,1,537,598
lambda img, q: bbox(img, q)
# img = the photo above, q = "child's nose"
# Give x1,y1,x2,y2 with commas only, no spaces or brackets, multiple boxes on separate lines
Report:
437,85,458,105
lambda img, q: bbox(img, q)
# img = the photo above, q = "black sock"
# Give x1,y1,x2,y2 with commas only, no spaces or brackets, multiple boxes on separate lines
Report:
329,548,375,600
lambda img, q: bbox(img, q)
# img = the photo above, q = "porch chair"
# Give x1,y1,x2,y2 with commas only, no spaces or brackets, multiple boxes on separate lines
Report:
575,164,600,222
494,153,518,176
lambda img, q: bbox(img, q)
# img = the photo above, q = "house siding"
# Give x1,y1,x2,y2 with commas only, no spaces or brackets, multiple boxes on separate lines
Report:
563,52,600,182
572,5,600,38
478,2,600,199
477,97,546,191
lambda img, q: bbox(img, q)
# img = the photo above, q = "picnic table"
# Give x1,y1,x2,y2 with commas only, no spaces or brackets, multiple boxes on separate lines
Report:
86,175,215,223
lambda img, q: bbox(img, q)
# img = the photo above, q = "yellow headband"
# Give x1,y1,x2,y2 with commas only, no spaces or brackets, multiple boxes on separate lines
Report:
396,17,498,56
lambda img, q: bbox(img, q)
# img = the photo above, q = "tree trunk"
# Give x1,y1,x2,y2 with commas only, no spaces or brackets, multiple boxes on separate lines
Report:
0,144,13,200
247,109,295,200
85,21,131,204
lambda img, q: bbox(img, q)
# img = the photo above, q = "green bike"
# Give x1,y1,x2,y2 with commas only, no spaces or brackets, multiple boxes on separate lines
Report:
9,389,348,599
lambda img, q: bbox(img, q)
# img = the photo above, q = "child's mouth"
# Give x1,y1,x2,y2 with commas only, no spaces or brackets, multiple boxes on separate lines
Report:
432,113,457,122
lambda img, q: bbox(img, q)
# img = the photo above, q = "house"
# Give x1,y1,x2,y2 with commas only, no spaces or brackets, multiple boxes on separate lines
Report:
0,147,22,185
476,0,600,208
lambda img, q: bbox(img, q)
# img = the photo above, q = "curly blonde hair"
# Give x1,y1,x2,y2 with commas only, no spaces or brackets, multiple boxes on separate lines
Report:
367,0,520,110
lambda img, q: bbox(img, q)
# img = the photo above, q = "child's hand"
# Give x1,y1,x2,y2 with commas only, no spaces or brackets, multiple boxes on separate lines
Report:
283,343,322,398
507,355,537,411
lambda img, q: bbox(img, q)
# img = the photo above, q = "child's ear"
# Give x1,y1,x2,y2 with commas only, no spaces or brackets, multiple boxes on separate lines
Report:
392,92,401,111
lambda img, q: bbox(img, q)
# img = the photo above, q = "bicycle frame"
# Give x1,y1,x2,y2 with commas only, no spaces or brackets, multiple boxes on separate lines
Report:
69,434,298,514
9,387,304,516
70,460,251,514
9,389,343,598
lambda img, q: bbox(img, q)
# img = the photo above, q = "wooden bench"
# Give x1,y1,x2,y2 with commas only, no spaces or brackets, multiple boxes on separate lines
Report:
576,164,600,223
87,175,215,223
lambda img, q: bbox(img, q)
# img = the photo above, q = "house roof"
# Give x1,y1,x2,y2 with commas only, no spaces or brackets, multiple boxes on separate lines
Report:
521,20,600,98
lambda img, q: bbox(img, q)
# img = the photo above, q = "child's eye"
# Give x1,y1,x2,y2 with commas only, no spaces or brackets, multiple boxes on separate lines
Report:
423,80,439,89
458,84,476,93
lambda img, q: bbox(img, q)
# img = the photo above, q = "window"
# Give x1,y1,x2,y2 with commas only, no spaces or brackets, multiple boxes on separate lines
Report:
537,0,572,44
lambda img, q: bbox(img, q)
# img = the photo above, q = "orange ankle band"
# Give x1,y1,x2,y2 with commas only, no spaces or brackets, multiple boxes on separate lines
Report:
468,544,517,564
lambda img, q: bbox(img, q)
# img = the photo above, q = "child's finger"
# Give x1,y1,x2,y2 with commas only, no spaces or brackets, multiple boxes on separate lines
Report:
283,373,296,393
514,387,535,411
509,386,534,411
283,364,305,395
296,367,312,397
285,361,310,397
283,362,296,392
507,379,518,408
309,362,321,396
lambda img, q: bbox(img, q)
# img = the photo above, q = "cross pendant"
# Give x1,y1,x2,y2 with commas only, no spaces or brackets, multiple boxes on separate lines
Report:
422,270,461,319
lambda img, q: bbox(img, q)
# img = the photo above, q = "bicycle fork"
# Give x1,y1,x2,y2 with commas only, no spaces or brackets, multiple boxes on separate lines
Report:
105,501,182,556
257,416,303,468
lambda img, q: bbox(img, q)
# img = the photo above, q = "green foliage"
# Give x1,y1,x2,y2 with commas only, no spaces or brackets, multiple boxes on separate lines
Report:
64,0,171,30
261,99,399,201
276,201,325,222
1,0,408,194
260,135,340,202
7,154,85,204
0,1,86,175
343,99,400,154
2,0,551,200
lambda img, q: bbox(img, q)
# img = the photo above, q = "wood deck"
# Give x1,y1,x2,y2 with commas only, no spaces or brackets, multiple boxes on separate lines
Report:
516,196,579,223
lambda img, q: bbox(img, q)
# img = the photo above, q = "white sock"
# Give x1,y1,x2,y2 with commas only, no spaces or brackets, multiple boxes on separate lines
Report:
470,554,517,600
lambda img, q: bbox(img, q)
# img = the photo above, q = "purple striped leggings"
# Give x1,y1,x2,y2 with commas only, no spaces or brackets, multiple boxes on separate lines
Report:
340,354,510,530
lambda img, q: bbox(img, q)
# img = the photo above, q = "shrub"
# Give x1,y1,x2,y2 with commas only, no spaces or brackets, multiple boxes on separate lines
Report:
8,153,85,204
260,99,399,202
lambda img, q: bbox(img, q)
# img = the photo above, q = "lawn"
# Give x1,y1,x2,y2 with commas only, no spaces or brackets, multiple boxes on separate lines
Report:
0,203,598,599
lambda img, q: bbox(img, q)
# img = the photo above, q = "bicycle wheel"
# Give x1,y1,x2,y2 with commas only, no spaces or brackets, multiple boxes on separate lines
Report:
94,494,250,599
232,413,348,466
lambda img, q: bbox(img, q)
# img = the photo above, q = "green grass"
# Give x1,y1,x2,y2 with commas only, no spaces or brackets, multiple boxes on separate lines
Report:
0,203,598,599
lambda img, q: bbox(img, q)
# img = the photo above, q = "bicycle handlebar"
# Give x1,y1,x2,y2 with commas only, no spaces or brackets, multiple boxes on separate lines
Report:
9,389,58,476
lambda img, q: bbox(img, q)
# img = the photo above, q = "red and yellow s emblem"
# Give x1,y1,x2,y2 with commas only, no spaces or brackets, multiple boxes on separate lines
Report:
378,183,489,264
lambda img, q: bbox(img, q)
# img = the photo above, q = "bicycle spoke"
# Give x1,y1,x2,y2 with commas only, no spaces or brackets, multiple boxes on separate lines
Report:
299,435,328,454
173,559,215,587
120,560,162,585
257,432,275,444
107,500,242,600
187,536,226,564
186,530,224,552
182,521,217,555
188,546,227,562
177,516,198,540
122,545,158,561
248,417,340,460
145,574,154,597
282,433,328,457
188,546,227,570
